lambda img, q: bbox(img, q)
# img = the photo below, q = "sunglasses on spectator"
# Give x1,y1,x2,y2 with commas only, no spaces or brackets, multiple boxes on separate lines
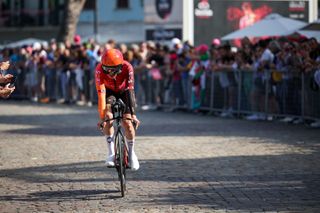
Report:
102,65,123,76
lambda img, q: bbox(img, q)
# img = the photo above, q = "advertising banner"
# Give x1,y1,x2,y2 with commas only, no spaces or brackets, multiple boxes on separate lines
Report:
194,0,309,45
145,0,182,24
144,0,183,41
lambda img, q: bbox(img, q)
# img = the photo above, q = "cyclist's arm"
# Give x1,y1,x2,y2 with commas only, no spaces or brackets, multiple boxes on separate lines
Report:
126,63,136,116
126,89,136,115
125,89,140,129
95,66,106,120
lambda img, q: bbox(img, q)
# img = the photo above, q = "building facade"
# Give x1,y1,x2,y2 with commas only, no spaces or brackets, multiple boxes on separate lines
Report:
0,0,145,44
0,0,318,45
78,0,144,43
0,0,64,43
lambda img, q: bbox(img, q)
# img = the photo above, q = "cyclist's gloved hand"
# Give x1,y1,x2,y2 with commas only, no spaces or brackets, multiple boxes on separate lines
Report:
132,115,140,130
98,120,106,130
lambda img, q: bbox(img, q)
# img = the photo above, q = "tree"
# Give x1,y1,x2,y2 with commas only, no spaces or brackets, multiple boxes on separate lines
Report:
57,0,87,42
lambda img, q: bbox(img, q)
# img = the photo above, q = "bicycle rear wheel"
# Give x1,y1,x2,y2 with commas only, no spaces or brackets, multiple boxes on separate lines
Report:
115,132,126,197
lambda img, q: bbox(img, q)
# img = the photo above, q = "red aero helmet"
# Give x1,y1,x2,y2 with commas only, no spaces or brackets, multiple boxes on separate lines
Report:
101,49,124,66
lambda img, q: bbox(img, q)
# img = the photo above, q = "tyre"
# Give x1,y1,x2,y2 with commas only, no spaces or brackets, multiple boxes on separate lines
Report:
116,132,126,197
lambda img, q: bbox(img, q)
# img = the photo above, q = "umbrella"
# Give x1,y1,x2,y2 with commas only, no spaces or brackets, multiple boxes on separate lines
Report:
222,13,307,40
297,19,320,41
4,38,48,48
299,19,320,31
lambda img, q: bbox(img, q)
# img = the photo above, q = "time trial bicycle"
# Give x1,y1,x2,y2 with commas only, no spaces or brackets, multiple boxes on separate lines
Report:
100,97,134,197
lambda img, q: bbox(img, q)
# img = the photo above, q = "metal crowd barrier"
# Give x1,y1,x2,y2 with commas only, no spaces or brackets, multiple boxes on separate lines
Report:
138,68,320,122
6,65,320,122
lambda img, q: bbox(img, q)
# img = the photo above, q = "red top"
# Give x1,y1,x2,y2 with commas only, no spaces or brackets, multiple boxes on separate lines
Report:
95,60,134,119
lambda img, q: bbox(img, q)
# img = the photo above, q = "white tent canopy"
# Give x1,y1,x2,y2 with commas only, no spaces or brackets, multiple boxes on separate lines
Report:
222,13,307,40
297,19,320,41
4,38,48,48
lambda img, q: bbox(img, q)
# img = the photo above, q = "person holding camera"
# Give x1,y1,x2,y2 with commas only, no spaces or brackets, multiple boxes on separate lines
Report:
0,61,15,99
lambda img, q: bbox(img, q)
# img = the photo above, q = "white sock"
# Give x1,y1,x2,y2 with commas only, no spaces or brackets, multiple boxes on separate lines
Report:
127,139,134,155
106,135,114,156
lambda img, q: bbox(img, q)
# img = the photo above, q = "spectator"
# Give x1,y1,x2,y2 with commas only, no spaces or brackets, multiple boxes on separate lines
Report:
170,48,184,107
246,40,275,120
105,39,116,50
190,44,210,111
211,44,236,117
0,61,15,98
25,52,39,102
146,43,165,107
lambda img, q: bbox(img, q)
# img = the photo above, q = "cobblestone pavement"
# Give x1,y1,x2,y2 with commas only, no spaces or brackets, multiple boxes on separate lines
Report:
0,101,319,213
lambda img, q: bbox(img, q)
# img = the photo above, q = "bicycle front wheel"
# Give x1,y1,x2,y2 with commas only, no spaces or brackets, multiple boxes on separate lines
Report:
115,132,126,197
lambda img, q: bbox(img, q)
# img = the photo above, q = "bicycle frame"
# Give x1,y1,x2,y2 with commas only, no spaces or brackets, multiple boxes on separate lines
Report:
114,118,129,170
104,98,129,197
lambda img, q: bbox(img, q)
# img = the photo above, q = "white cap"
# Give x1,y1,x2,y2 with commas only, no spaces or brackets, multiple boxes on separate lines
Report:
171,38,181,45
170,38,181,50
33,42,41,50
39,49,47,58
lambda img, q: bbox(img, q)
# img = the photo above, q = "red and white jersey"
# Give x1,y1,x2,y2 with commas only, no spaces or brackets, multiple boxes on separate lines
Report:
95,60,134,93
95,60,134,119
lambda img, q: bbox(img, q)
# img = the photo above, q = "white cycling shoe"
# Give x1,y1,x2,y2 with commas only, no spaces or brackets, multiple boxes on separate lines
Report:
105,154,115,167
130,151,140,171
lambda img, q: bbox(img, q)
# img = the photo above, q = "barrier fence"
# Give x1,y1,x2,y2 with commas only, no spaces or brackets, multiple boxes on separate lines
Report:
5,66,320,122
137,68,320,122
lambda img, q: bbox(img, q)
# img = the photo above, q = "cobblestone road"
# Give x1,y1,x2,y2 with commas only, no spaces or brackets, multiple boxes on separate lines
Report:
0,101,319,213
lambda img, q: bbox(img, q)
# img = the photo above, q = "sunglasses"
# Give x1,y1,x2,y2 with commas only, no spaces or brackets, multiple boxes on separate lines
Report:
102,65,123,76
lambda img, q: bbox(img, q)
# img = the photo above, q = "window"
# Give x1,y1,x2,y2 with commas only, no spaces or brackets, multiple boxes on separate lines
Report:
0,0,64,27
83,0,96,10
117,0,129,9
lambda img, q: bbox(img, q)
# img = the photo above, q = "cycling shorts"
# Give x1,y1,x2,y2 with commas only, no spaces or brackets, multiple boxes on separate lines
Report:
105,89,134,115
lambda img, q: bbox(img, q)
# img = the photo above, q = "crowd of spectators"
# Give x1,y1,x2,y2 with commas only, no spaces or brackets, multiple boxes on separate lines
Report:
0,35,319,127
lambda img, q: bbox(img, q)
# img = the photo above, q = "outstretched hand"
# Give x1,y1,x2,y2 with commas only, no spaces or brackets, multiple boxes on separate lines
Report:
0,84,15,98
0,74,14,84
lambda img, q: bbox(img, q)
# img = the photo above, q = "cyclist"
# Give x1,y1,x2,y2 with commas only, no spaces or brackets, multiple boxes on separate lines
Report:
95,48,140,171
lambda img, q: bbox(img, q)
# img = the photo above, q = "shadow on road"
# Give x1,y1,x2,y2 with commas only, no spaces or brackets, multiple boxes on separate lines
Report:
1,111,320,144
0,189,121,202
1,154,319,211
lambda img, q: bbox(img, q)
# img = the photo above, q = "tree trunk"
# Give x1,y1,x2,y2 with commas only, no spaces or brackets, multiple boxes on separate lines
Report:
57,0,86,42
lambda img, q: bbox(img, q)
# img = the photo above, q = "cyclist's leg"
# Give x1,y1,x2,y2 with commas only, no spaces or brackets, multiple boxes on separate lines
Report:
104,110,115,165
120,90,136,141
104,92,116,166
122,113,135,140
122,113,139,170
120,90,139,170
